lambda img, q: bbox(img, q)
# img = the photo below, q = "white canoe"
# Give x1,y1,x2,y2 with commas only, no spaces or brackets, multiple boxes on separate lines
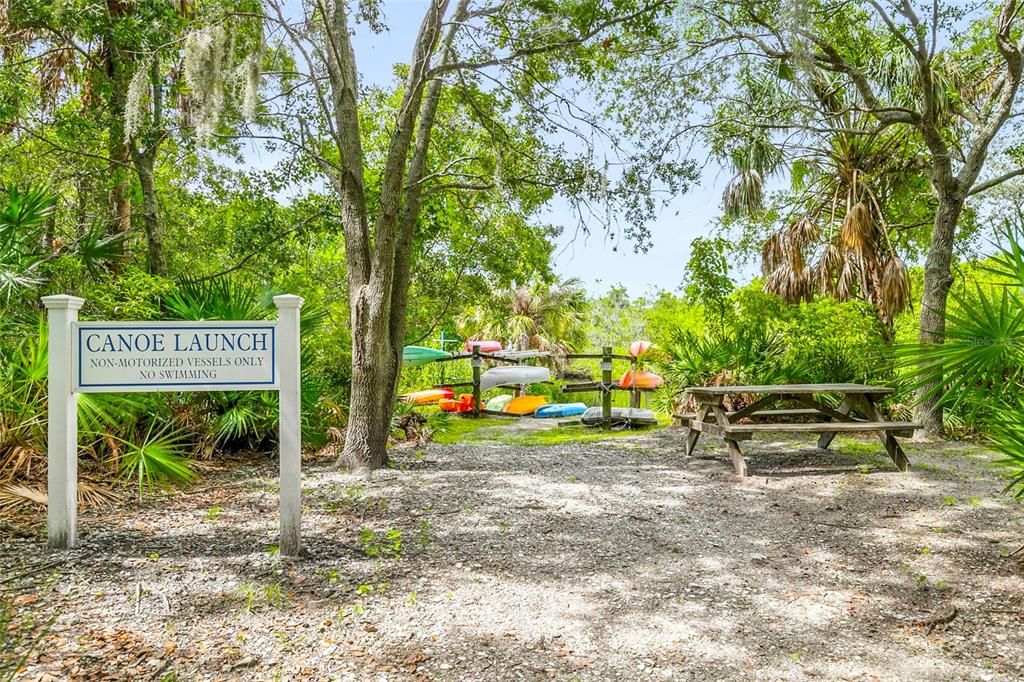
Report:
580,406,657,427
479,365,550,392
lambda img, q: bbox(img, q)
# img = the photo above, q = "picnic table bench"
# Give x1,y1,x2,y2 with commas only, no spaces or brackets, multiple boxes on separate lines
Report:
681,384,919,476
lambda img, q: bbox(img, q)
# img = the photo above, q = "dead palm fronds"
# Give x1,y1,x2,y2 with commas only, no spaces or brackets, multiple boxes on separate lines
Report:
879,255,911,322
0,445,40,484
840,201,875,254
0,481,121,514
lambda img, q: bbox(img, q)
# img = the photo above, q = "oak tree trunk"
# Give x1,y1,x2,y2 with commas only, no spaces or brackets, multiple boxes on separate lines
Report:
341,305,402,474
131,149,168,277
913,193,963,439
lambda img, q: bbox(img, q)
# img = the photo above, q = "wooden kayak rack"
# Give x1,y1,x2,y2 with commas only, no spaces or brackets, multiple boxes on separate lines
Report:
410,345,656,429
559,346,653,429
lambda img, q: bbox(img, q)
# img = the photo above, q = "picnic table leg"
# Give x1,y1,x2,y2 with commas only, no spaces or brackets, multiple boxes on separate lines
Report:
725,438,748,476
857,395,912,471
710,403,748,476
685,404,710,456
816,395,855,449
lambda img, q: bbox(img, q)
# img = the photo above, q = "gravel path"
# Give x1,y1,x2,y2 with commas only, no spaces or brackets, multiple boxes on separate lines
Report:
5,424,1024,681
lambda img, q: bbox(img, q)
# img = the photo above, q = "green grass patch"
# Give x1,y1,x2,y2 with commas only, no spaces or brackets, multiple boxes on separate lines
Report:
493,425,656,446
430,415,505,444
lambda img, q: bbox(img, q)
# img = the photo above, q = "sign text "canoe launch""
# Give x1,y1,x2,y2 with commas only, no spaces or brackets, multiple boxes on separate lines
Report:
74,322,277,392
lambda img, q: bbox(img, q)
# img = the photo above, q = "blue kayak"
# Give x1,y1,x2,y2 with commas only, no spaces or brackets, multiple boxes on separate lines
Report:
535,402,588,418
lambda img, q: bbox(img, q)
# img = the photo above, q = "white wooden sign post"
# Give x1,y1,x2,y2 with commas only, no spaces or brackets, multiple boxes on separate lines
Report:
42,294,305,556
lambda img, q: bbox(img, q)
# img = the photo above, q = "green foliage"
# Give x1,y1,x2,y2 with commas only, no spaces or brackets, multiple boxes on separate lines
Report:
899,223,1024,495
357,527,404,558
113,423,196,499
458,278,589,354
0,184,123,301
653,281,894,411
683,237,734,323
164,276,272,321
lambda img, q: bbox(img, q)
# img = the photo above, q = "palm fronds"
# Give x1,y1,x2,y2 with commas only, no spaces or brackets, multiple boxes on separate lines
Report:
722,169,763,219
897,287,1024,417
112,423,196,499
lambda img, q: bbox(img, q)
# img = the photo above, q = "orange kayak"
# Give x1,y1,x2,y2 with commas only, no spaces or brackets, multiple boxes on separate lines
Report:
618,370,663,389
504,395,548,415
402,388,454,405
439,394,479,413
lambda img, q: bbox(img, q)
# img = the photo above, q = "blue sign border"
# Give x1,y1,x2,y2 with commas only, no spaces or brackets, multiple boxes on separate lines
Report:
76,324,277,389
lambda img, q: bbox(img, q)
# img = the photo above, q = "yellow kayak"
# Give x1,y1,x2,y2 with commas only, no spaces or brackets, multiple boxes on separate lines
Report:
504,395,548,415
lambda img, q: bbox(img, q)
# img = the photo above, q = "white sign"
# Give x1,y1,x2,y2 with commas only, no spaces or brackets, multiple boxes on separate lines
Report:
43,295,304,557
74,321,277,392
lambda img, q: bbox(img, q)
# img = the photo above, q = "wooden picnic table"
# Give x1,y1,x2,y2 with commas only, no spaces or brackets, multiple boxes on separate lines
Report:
682,384,919,476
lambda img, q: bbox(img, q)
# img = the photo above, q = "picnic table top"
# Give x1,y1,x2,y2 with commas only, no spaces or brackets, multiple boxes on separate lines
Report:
685,383,894,397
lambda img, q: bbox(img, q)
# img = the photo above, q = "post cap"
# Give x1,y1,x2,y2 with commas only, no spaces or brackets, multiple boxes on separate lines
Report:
41,295,85,310
273,294,305,309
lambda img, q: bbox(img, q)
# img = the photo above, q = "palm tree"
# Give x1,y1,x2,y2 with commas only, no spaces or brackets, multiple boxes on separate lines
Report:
720,71,925,329
458,278,589,355
902,220,1024,496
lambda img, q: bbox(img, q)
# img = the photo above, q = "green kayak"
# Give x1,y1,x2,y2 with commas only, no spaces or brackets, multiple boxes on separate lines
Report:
402,345,450,365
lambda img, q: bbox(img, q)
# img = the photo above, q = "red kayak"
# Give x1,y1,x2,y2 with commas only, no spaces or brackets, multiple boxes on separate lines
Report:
465,340,502,353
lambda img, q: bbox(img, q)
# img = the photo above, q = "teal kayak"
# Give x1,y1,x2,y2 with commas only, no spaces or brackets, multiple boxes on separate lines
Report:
402,346,450,365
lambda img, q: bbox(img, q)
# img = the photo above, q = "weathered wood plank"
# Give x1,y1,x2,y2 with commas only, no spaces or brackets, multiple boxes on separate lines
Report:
687,419,753,440
561,383,657,394
817,395,855,449
721,421,918,434
856,395,913,471
726,394,781,421
675,408,834,422
686,383,894,396
685,404,710,455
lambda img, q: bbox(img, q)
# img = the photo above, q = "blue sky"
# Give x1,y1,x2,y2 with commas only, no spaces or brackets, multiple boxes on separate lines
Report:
343,2,740,298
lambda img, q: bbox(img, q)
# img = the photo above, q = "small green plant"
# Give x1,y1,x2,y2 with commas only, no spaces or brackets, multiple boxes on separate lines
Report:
237,581,287,612
941,495,958,506
325,569,341,585
968,496,982,506
204,504,224,521
417,520,432,548
919,547,932,555
264,584,285,608
357,527,403,557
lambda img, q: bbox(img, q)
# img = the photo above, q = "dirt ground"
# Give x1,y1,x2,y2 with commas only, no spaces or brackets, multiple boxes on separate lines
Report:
4,423,1024,681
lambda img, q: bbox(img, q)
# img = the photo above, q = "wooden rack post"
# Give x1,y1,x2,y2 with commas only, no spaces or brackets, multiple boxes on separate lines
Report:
630,354,640,408
471,346,482,417
601,346,613,430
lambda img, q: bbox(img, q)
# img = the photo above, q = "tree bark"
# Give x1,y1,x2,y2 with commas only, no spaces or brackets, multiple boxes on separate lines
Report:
913,192,962,438
342,322,400,474
325,0,451,473
130,147,168,277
